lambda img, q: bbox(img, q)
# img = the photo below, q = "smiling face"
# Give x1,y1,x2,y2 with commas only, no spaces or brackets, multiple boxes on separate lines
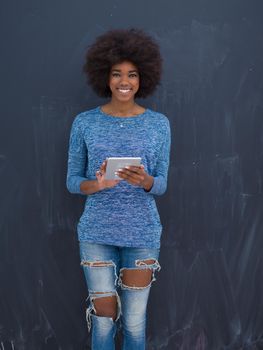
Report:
108,61,140,103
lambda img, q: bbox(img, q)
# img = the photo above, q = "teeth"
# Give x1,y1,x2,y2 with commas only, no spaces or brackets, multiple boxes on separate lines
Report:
118,89,131,93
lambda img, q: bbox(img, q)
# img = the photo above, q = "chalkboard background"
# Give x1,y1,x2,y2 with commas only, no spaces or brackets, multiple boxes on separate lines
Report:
1,0,263,349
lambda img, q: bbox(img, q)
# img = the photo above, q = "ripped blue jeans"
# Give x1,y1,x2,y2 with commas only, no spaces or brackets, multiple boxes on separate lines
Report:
79,241,161,350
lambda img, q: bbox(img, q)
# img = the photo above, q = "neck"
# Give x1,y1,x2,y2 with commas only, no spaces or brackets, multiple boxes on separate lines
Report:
107,99,137,116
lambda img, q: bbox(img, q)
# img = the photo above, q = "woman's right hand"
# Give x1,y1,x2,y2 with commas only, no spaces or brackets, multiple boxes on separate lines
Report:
96,160,120,190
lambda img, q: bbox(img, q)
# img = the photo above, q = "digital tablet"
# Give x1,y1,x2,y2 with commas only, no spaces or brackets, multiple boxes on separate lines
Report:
104,157,142,180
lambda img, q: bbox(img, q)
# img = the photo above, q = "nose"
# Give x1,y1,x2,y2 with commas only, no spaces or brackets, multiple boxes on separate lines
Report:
119,74,129,86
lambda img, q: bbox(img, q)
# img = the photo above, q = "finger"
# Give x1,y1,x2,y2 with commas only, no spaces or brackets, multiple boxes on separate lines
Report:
116,170,144,184
132,164,144,169
120,167,144,178
96,170,103,181
122,166,140,175
100,160,107,173
117,168,136,177
125,165,145,174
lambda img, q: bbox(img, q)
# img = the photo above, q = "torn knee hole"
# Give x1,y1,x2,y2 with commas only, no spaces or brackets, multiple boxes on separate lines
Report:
86,293,121,331
81,260,114,267
119,268,154,289
93,296,117,318
90,294,119,321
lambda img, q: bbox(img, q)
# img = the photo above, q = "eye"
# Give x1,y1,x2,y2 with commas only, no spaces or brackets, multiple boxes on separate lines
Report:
129,73,138,78
112,72,120,77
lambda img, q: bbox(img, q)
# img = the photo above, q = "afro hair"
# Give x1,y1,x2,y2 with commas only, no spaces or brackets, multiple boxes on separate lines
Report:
83,28,162,98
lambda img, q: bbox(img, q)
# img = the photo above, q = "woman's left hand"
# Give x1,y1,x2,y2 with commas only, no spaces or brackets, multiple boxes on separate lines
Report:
116,165,153,191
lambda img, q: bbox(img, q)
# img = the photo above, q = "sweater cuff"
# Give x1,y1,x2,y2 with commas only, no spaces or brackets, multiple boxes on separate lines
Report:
147,176,158,195
67,176,87,195
145,176,166,196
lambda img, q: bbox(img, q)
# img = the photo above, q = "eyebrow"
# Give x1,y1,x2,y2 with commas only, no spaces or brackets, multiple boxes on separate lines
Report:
111,69,138,73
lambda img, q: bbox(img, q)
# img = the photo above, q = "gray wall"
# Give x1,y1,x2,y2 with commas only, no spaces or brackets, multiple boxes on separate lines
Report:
1,0,263,349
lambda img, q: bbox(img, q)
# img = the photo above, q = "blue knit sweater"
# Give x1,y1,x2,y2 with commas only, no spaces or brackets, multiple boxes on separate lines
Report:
66,106,171,248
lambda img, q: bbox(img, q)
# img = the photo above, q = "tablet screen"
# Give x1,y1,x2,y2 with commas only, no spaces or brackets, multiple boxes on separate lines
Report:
104,157,141,180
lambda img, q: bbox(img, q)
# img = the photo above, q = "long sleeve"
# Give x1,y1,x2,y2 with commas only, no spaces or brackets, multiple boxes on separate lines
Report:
66,115,87,195
147,118,171,196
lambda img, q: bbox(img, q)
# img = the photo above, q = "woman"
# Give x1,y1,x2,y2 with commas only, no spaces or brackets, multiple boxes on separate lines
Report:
66,28,171,350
